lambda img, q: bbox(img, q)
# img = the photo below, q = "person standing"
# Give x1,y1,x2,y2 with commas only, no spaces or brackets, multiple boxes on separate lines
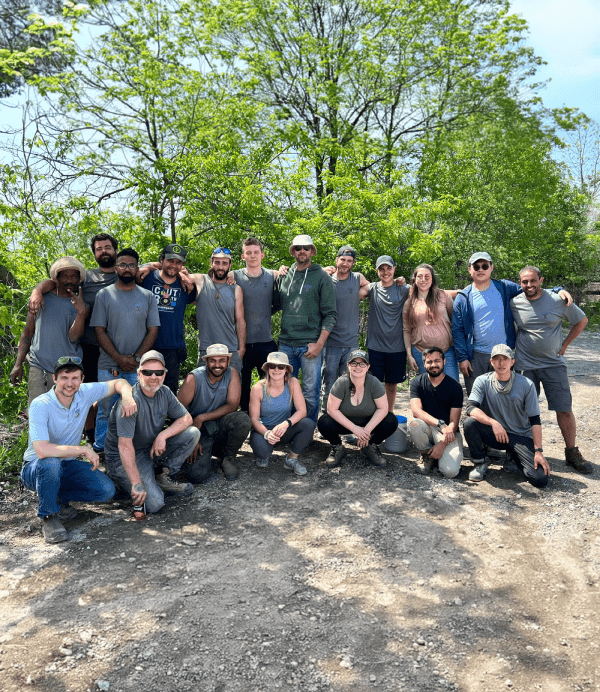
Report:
277,234,336,423
510,266,592,474
90,248,161,452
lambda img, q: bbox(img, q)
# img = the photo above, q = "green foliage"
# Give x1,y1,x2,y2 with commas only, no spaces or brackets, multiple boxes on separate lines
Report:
0,423,28,481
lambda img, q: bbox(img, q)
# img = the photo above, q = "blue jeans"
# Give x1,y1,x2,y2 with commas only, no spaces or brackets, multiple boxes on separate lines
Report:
94,369,139,451
411,345,459,382
21,456,115,518
321,345,354,411
279,343,323,423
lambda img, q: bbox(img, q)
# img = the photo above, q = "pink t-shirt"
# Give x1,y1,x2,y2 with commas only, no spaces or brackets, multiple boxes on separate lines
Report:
403,291,453,353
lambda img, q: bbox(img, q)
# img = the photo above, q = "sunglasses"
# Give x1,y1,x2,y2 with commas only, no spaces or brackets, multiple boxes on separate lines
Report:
57,356,82,365
293,245,312,251
140,369,166,376
472,262,491,271
116,262,138,270
212,247,231,255
267,364,287,370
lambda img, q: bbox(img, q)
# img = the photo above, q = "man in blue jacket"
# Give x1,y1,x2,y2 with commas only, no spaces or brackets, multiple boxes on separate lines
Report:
452,252,570,395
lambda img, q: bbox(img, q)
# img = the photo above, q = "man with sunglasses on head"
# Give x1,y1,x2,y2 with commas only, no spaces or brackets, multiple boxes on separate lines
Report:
104,351,200,513
90,248,161,453
277,234,336,423
21,355,137,543
452,252,571,395
186,247,246,375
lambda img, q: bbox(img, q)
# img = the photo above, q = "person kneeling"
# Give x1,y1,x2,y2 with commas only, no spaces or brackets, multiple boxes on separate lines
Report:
463,344,550,487
104,351,200,513
317,350,397,468
249,352,315,475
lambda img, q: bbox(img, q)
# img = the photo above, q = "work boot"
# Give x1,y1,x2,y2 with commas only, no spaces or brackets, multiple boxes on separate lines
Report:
565,447,593,475
221,456,239,481
468,460,489,482
155,469,194,496
255,457,269,468
58,503,78,521
283,456,307,476
362,444,387,468
325,444,347,469
42,514,68,544
416,451,435,475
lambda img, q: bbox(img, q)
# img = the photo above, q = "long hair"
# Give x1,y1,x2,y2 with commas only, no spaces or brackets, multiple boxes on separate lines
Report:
406,263,441,329
258,366,291,400
342,364,370,397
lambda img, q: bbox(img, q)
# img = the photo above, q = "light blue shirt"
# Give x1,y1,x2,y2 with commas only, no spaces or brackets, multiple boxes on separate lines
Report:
24,382,109,462
472,283,506,354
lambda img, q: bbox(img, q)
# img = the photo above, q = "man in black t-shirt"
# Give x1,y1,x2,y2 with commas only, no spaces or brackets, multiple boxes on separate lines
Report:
408,347,464,477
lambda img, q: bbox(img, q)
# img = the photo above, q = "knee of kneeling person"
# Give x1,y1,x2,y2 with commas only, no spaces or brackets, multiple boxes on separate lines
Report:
528,471,549,489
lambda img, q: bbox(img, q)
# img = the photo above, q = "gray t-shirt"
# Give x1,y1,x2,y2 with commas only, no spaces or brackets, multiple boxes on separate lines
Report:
90,284,161,370
330,373,386,426
195,278,239,351
233,268,274,344
469,372,540,438
511,291,586,370
80,269,119,345
328,272,361,349
186,366,232,418
29,293,84,373
104,382,188,459
366,282,409,353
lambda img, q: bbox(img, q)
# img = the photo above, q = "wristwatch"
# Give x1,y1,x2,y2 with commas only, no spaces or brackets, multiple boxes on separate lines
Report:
534,447,543,453
133,354,141,363
437,419,445,429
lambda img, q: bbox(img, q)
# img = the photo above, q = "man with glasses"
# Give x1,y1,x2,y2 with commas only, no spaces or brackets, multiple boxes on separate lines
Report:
277,234,336,423
21,355,137,543
11,256,88,406
187,247,246,374
90,248,161,452
177,343,251,482
452,252,571,395
104,351,199,513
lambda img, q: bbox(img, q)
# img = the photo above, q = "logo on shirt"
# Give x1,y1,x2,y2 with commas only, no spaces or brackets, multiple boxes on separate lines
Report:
152,285,180,310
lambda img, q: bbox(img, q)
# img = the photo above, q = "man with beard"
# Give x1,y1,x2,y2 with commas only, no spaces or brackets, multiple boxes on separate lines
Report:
510,266,592,475
11,257,88,406
104,351,199,513
408,347,464,478
141,244,197,393
463,344,550,487
187,248,246,374
177,343,251,482
90,249,161,452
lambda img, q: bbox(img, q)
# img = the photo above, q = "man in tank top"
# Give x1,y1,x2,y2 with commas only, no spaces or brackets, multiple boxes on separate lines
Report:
177,343,251,483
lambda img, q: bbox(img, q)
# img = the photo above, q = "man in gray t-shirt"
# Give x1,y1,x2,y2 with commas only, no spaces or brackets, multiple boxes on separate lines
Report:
463,344,550,487
510,266,591,475
104,351,199,514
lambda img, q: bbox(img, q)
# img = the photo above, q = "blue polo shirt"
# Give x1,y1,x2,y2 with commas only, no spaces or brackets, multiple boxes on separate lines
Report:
24,382,109,462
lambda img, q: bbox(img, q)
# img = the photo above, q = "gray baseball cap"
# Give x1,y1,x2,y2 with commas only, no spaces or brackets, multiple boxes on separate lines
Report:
375,255,396,269
468,251,492,266
490,344,514,359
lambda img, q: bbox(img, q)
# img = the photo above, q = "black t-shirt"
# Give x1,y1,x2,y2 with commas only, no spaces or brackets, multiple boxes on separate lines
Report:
409,373,463,424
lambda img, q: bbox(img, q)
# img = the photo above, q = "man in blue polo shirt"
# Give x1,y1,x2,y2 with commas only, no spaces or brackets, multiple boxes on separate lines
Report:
21,356,137,544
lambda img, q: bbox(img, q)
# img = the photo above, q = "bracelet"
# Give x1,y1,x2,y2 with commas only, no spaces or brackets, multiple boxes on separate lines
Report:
264,430,270,440
286,419,292,427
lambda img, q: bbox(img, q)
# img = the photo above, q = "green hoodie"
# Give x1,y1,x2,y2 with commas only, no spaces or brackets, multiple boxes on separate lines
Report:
277,263,336,346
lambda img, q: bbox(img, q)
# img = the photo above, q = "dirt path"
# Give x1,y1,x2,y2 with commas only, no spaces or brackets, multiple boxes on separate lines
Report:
1,333,599,692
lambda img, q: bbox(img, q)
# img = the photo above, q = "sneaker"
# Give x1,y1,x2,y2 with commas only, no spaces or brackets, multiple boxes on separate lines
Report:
343,434,358,445
283,456,307,476
565,447,593,475
58,503,78,521
221,456,239,481
42,514,68,544
255,457,269,468
326,444,347,469
155,469,194,496
362,444,387,468
469,461,489,482
416,452,435,475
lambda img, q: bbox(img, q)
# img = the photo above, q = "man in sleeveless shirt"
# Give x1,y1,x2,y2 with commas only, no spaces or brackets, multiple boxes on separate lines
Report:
177,343,251,483
187,248,246,374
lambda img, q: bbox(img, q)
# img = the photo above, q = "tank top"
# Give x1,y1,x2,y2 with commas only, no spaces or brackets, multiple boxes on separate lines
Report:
195,278,238,350
233,268,274,343
187,366,232,418
259,382,292,428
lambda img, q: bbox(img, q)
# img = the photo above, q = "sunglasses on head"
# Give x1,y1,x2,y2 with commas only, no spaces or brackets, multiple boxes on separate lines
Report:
141,369,165,377
293,245,312,251
57,356,82,366
212,247,231,255
472,262,491,271
268,364,287,370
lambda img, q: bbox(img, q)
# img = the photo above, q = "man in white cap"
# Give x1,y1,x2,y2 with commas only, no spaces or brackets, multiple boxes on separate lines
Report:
11,256,88,405
177,343,252,482
276,234,336,422
104,350,199,513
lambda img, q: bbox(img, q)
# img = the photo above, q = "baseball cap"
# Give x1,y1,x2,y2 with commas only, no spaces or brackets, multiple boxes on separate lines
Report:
468,251,493,266
139,350,166,366
163,243,187,261
490,344,514,359
375,255,396,269
54,356,84,375
336,245,356,259
348,349,369,364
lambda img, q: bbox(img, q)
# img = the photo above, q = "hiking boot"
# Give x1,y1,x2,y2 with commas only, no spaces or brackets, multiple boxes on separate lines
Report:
255,457,269,468
326,444,347,469
565,447,593,475
58,503,78,521
416,451,435,475
42,514,68,544
221,456,239,481
503,452,519,474
283,456,307,476
469,461,489,482
156,469,194,496
343,434,358,445
362,444,387,468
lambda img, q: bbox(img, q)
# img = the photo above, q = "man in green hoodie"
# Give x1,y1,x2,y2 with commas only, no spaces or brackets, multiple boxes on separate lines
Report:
277,234,336,423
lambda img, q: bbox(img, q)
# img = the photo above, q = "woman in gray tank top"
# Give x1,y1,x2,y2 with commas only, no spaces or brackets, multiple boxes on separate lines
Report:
248,352,315,475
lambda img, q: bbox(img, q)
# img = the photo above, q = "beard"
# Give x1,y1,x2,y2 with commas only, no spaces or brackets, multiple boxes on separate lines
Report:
97,254,116,268
119,274,136,284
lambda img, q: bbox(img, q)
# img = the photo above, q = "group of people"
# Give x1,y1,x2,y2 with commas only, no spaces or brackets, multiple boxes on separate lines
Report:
11,234,592,544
